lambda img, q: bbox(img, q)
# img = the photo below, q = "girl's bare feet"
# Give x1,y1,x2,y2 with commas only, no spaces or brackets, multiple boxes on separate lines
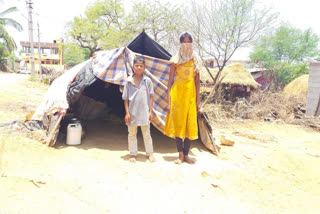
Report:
184,155,195,164
174,152,184,164
129,155,136,163
148,154,156,163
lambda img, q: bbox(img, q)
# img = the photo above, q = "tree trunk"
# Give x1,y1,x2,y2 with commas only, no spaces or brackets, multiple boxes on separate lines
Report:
89,49,94,58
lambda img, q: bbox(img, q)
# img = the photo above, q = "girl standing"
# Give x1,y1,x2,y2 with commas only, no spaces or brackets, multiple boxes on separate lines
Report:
164,32,202,164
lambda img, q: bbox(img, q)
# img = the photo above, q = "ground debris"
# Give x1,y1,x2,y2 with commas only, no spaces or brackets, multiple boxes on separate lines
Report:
232,131,276,143
26,130,47,143
305,152,320,158
243,154,252,160
201,171,210,178
211,183,219,188
30,180,40,188
38,67,64,85
201,89,312,131
267,165,289,174
294,115,320,131
220,135,235,146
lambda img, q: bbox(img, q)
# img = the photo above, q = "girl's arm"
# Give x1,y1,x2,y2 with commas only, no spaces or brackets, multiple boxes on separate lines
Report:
195,72,200,113
167,64,176,112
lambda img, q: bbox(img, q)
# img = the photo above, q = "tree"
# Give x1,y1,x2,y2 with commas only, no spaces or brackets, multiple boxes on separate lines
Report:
250,24,320,88
189,0,276,68
0,43,9,66
0,7,23,52
67,0,131,57
186,0,277,106
127,0,187,53
63,43,90,67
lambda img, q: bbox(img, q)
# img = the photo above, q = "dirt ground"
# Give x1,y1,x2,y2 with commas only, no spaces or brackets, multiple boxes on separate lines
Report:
0,72,320,214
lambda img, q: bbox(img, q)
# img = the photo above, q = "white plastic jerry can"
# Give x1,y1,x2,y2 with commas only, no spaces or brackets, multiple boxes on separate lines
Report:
66,120,82,146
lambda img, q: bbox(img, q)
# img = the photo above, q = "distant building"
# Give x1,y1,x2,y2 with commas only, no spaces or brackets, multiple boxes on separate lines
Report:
247,67,271,90
203,58,271,90
203,58,253,69
20,39,64,71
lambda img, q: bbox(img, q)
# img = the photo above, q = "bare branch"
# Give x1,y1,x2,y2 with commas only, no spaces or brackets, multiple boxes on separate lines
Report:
187,0,277,108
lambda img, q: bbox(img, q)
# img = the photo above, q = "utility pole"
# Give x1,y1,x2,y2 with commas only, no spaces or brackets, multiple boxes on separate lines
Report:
37,22,42,75
26,0,35,76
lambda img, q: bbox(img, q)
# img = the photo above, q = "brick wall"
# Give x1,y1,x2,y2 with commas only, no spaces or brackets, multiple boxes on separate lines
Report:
306,62,320,116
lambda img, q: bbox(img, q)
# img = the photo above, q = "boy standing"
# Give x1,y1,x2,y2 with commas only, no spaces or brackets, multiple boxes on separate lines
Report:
122,55,156,163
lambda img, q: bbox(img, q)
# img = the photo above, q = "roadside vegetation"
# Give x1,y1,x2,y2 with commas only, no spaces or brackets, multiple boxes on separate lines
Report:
0,6,23,72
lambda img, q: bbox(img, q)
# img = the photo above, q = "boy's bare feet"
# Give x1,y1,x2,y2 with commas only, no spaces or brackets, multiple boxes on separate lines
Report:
184,155,195,164
174,153,184,164
148,154,156,163
129,155,136,163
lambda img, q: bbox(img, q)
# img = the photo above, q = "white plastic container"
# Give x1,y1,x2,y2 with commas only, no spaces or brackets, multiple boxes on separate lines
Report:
66,121,82,146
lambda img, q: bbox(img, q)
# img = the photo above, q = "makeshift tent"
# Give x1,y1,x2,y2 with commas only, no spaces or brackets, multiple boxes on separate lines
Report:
127,31,171,60
29,32,218,154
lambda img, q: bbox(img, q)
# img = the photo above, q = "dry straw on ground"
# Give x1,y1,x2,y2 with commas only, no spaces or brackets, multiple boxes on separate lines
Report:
202,87,320,131
202,90,306,123
38,67,64,85
247,91,305,122
283,74,309,97
294,116,320,131
201,63,260,89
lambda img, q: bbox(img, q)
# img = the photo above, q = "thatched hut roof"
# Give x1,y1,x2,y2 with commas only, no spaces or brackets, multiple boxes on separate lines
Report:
283,74,309,97
201,63,260,88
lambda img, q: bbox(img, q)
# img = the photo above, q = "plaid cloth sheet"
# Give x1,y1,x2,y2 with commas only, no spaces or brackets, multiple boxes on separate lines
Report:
93,47,171,132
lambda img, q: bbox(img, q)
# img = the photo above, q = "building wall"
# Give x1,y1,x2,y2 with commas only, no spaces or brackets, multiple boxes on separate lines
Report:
26,64,64,72
20,40,64,69
204,59,253,69
306,62,320,116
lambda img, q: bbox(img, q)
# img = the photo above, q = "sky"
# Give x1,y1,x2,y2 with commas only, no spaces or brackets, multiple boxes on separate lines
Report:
2,0,320,60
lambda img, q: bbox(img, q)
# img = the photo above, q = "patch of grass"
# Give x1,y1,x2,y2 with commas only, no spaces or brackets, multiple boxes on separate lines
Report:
28,75,37,82
0,77,48,122
42,78,49,84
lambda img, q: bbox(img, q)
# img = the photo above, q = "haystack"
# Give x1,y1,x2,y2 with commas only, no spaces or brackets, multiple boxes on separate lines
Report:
283,74,309,97
201,63,260,89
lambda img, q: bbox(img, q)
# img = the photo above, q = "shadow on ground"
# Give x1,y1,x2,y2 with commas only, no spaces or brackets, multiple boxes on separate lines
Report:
55,119,210,156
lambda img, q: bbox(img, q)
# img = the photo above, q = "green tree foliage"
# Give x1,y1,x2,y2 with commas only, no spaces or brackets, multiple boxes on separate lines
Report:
0,43,9,63
0,43,9,71
250,24,319,89
0,7,23,52
63,43,90,67
0,7,22,71
66,0,188,56
127,0,186,52
67,16,102,57
67,0,132,57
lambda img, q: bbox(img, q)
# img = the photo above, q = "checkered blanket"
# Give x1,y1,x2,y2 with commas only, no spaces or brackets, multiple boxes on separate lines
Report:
93,47,171,132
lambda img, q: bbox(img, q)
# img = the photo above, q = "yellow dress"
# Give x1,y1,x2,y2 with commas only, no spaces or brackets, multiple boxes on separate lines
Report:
164,60,198,140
